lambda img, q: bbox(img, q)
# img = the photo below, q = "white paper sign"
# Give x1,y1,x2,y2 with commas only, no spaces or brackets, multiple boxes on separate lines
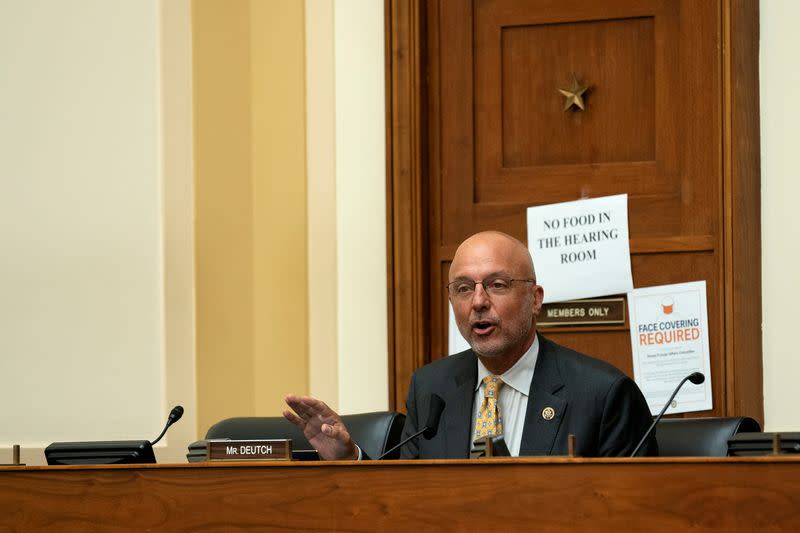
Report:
526,194,633,303
628,281,713,415
448,304,470,355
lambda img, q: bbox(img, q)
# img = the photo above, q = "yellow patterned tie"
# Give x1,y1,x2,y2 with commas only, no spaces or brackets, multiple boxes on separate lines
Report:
475,375,504,439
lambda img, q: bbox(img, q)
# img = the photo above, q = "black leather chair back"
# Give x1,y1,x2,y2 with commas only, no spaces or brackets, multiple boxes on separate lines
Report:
204,411,407,459
656,416,761,456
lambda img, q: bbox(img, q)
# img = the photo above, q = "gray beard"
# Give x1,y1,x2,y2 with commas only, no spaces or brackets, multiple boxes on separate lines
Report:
468,319,533,358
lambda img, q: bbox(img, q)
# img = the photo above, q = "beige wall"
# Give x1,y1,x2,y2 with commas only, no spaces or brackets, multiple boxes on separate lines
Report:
760,0,800,431
161,0,199,463
250,1,309,416
193,0,388,426
193,0,387,429
192,0,309,435
193,0,256,436
306,0,339,409
332,1,388,413
304,0,388,413
0,0,196,464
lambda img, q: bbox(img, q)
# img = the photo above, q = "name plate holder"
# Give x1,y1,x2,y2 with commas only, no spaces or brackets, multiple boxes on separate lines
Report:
207,439,292,461
538,298,625,327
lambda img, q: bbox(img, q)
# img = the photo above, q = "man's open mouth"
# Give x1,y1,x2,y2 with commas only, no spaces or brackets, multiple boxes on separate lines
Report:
471,321,496,335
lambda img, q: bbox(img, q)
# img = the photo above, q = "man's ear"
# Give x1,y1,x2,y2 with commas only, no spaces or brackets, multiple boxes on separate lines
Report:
532,285,544,315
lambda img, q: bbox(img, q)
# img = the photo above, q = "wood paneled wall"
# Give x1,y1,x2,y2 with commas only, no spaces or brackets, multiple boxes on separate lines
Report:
386,0,762,423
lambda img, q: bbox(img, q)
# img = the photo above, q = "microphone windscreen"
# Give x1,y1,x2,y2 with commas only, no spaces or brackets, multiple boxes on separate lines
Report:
422,394,446,439
169,405,185,424
688,372,705,385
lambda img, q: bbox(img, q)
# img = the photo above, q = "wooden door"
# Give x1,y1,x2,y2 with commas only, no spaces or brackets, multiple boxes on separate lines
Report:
385,0,761,422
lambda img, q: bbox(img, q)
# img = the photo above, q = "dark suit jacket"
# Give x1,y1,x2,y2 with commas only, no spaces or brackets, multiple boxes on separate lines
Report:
399,335,658,458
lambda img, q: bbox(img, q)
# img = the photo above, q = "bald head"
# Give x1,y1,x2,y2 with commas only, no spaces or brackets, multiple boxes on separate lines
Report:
448,231,543,372
449,231,535,282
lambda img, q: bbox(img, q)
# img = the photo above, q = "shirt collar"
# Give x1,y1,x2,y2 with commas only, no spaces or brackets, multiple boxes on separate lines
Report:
475,334,539,395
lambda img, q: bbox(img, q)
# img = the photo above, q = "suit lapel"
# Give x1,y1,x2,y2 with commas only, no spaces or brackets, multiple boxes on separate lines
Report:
440,351,477,459
519,337,567,455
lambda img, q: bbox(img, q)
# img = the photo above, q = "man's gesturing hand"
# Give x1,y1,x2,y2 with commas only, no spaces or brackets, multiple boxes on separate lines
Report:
283,395,359,460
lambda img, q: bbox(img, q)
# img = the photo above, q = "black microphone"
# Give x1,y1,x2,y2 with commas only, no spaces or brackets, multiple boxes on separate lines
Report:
151,405,185,446
422,394,445,438
630,372,705,457
45,405,186,465
377,394,445,460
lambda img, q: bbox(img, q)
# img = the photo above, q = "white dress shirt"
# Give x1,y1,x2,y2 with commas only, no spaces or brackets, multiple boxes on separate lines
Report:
470,335,539,456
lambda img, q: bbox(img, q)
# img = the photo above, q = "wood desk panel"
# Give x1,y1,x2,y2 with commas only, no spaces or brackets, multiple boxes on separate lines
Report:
2,457,799,532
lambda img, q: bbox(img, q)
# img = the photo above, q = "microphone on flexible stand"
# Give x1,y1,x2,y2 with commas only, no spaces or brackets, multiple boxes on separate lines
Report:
377,394,445,460
151,405,185,446
630,372,705,457
45,405,186,465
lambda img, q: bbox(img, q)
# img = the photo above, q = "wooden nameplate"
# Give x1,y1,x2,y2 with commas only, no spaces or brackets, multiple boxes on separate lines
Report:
207,439,292,461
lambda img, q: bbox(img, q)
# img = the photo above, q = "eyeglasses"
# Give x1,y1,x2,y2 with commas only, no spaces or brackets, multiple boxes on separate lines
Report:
446,276,536,300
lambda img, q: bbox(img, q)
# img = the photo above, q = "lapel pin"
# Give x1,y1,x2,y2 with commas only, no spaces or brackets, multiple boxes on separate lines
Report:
542,407,555,421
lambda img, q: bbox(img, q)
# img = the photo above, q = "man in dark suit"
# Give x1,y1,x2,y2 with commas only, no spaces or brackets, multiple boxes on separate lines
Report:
284,231,656,459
